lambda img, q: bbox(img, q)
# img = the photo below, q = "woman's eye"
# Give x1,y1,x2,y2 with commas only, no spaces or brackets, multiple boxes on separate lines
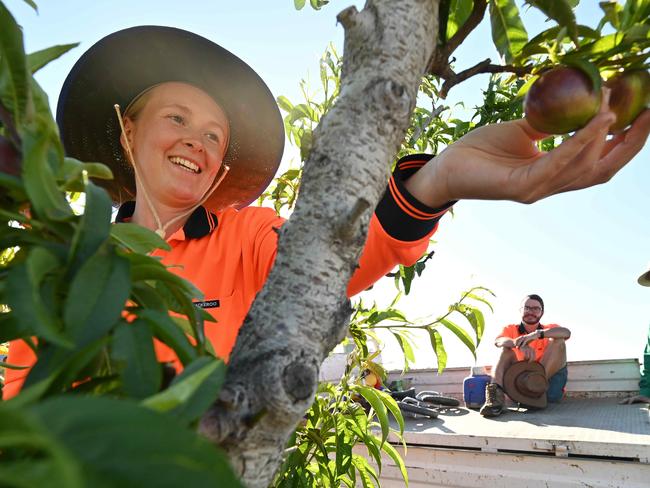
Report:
168,114,185,124
205,132,220,143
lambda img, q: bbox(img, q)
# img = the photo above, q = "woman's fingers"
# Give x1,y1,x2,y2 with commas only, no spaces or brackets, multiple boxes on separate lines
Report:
543,109,650,196
598,109,650,176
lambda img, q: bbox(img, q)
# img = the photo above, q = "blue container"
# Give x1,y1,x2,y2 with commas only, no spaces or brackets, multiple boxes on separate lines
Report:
463,370,491,409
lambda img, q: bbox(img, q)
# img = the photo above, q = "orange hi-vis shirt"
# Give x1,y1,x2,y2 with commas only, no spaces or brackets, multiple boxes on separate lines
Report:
4,154,453,399
497,323,564,362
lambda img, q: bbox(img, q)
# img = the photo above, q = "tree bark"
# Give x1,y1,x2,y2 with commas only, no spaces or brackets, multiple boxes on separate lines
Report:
199,1,440,486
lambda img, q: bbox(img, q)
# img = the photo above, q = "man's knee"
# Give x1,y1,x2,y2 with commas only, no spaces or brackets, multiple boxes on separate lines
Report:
544,338,567,357
499,347,517,360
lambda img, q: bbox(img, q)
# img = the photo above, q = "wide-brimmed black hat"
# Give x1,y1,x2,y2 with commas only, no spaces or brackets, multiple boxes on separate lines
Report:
57,25,284,211
503,360,548,408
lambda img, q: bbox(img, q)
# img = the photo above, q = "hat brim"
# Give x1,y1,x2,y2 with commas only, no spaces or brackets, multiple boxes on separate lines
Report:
503,361,548,409
57,26,284,212
638,270,650,287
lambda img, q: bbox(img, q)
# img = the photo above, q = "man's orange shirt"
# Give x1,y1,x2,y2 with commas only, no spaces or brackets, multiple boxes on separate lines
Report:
497,323,563,362
4,155,452,399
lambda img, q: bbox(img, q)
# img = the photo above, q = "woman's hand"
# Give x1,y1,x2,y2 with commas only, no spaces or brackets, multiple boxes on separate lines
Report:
405,90,650,208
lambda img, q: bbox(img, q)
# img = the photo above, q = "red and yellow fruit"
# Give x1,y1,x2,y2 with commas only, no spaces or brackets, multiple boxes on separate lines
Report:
605,70,650,133
364,372,379,388
524,66,601,135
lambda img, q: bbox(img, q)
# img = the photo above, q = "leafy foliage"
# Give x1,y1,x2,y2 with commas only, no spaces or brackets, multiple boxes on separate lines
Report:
0,2,238,485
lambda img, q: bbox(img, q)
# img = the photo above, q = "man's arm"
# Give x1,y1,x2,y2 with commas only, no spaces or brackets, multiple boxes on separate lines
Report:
495,336,516,349
514,326,571,348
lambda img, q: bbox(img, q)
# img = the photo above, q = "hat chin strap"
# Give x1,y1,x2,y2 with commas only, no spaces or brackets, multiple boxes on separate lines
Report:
114,104,229,239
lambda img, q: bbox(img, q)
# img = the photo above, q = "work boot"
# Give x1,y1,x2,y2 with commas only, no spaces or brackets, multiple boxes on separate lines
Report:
480,383,505,417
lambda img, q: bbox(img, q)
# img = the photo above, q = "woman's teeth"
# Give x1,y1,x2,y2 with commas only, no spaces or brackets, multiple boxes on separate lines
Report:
169,156,200,173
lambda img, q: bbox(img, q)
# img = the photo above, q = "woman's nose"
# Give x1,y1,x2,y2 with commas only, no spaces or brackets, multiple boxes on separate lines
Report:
183,136,203,152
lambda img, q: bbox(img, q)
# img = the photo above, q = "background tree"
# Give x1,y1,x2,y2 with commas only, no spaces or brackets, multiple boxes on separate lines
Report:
1,1,648,487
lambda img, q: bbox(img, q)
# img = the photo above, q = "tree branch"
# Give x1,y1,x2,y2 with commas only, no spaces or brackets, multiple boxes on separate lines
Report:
199,2,442,487
440,59,532,98
444,0,488,56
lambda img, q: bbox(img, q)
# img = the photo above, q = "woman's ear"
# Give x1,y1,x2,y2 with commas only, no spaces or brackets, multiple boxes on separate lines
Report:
119,117,135,151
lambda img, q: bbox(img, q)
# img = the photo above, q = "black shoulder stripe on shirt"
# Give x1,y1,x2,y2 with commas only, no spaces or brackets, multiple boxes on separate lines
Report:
375,153,455,241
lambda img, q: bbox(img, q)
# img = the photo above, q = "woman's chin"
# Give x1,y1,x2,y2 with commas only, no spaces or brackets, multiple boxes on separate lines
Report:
164,192,205,210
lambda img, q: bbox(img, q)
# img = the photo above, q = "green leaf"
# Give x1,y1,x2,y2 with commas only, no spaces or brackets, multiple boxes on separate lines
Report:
351,454,378,488
621,0,650,30
112,320,161,398
335,416,354,476
467,306,485,344
138,309,197,365
526,1,578,44
600,1,623,29
111,222,171,254
453,304,486,345
159,356,226,424
392,331,415,371
520,24,600,59
129,255,200,296
353,385,389,447
21,129,74,221
68,182,112,268
30,396,243,488
60,158,113,190
466,292,495,312
374,388,404,436
0,3,30,124
381,441,408,486
445,0,474,42
366,309,406,326
6,249,71,347
440,318,476,358
22,0,38,11
26,337,108,392
398,264,416,294
294,0,306,9
359,433,382,477
276,95,294,113
5,375,57,409
0,402,83,488
170,315,216,356
427,328,447,372
63,248,131,346
27,43,79,74
570,32,624,57
489,0,529,64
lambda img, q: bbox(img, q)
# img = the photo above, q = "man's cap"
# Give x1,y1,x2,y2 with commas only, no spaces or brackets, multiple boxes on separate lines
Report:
56,25,284,212
503,360,548,408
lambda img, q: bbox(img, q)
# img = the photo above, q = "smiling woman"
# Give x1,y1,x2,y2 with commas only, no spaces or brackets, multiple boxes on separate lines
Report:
3,25,457,398
119,82,231,234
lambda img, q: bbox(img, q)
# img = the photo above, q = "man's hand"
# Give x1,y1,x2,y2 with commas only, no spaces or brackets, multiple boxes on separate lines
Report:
404,89,650,209
495,338,516,349
515,331,539,349
519,344,536,362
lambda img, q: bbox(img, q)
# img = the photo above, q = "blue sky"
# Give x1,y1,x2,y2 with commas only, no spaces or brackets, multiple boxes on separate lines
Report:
7,0,649,369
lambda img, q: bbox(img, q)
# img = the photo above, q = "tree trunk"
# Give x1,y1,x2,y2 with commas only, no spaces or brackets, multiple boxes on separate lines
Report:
199,1,440,486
